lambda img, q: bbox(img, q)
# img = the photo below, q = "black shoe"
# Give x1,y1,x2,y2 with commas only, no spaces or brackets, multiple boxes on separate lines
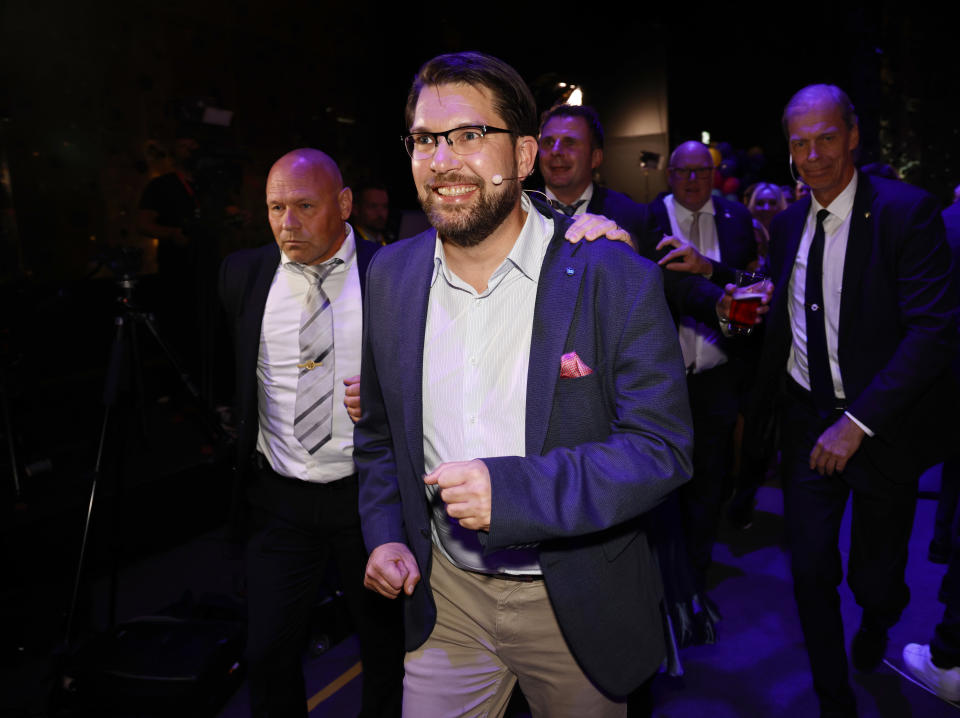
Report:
726,498,755,530
670,601,696,649
697,592,722,624
929,540,951,564
851,620,888,672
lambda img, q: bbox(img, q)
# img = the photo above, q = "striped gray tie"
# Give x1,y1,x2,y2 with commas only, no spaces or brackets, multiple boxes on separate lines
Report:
292,259,342,454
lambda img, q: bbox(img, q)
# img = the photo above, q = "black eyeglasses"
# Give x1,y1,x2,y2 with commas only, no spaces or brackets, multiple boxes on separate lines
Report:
402,125,514,159
669,166,714,179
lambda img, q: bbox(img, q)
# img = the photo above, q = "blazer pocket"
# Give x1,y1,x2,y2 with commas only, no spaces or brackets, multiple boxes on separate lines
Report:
549,372,608,447
601,528,640,562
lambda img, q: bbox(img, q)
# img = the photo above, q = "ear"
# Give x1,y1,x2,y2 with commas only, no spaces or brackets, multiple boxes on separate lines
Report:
590,147,603,171
848,123,860,152
339,187,353,221
515,135,539,180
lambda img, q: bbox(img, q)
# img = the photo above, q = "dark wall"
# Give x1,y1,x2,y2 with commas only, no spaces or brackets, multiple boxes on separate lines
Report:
2,3,957,282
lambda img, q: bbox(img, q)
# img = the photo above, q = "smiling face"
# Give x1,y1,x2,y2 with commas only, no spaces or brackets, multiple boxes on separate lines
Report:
410,82,535,248
750,184,783,227
668,141,715,212
539,115,602,203
787,97,858,207
266,150,351,265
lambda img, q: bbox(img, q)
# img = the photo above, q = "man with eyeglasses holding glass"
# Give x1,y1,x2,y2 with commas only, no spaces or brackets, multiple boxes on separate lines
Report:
646,141,756,628
355,51,693,717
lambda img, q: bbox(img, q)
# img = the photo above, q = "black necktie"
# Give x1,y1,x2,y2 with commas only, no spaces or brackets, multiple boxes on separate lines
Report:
550,198,586,216
804,209,834,410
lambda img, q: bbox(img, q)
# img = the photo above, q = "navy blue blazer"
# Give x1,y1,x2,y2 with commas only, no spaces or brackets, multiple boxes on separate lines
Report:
754,172,957,478
355,198,694,696
646,192,757,287
586,183,728,325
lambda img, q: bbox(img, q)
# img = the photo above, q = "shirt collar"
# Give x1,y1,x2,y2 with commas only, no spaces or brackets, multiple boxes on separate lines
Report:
431,193,551,288
544,182,594,209
667,193,715,220
810,172,858,223
280,223,356,270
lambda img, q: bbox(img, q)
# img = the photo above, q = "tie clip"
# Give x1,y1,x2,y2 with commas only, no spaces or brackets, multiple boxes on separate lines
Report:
297,360,322,370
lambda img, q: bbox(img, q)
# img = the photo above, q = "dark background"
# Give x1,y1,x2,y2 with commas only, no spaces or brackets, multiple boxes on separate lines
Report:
0,4,958,712
1,2,958,282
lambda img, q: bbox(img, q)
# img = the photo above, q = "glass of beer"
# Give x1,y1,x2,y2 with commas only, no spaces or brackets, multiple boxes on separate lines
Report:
727,270,767,335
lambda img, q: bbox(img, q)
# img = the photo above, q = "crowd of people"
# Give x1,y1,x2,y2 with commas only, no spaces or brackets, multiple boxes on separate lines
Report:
139,49,960,718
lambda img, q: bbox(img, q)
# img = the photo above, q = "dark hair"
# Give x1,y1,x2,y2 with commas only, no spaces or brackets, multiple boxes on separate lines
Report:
782,84,858,136
404,52,538,139
353,180,389,199
539,104,605,150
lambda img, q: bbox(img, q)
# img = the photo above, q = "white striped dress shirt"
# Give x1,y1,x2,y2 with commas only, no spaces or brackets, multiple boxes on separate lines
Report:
423,194,553,574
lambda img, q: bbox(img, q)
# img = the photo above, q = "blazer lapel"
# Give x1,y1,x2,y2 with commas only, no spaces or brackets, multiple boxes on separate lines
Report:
526,223,586,455
239,246,280,412
398,232,437,476
586,183,605,215
838,172,876,356
714,199,735,264
776,198,809,292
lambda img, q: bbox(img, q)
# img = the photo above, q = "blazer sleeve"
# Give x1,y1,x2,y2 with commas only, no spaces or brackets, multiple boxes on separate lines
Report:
847,191,957,434
635,202,725,325
354,250,410,553
482,253,694,550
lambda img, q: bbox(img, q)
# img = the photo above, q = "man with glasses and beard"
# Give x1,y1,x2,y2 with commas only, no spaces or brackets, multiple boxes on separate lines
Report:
355,51,693,717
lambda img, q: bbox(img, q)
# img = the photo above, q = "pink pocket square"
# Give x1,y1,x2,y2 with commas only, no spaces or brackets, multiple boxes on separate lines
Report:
560,351,594,378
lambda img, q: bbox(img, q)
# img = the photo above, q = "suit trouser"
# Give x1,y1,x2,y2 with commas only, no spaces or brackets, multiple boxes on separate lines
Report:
245,460,404,718
780,382,917,715
683,362,739,590
932,465,960,667
934,453,960,557
402,545,627,718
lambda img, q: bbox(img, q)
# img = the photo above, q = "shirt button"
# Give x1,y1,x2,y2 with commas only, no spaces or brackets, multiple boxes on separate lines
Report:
469,416,477,424
469,356,478,366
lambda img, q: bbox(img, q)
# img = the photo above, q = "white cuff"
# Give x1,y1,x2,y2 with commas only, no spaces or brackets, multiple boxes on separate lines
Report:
844,411,874,437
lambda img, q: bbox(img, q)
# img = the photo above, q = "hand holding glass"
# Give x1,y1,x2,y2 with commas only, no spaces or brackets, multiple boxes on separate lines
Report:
727,270,767,335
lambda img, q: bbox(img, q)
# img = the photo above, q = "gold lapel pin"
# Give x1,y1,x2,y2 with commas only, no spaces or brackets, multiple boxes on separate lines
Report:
865,211,871,219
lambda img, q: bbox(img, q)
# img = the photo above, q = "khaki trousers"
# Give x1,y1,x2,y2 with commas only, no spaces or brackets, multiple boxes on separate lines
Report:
402,546,627,718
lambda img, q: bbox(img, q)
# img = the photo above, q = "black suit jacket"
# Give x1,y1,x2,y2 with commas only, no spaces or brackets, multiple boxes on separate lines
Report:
218,233,378,492
584,183,726,325
754,172,957,479
646,192,757,287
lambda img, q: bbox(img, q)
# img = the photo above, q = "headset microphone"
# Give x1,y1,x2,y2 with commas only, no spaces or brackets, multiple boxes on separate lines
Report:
492,173,525,185
788,156,800,184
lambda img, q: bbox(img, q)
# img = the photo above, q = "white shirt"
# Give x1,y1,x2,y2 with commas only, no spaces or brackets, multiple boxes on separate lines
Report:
664,194,727,373
256,225,362,482
423,193,552,574
545,182,594,216
786,174,872,434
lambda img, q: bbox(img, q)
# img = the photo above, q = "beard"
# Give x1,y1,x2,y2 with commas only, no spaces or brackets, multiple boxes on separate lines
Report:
419,170,520,248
